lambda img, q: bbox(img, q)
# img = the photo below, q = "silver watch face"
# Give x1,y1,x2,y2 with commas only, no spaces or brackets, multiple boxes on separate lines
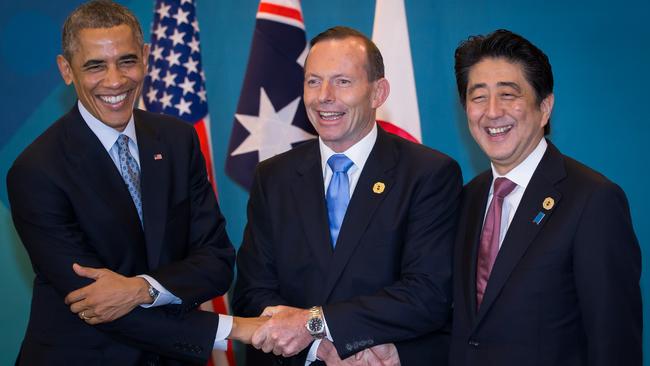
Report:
308,317,324,334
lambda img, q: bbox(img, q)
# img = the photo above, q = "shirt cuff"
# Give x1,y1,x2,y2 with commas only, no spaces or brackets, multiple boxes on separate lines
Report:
137,274,182,308
305,339,321,365
213,314,233,350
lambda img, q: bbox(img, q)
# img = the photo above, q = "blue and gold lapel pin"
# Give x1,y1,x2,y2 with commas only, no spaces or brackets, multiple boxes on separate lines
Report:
533,197,555,225
373,182,385,194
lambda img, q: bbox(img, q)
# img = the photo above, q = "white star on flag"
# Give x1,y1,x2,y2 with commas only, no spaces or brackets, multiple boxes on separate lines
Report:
153,25,168,40
169,29,186,46
151,45,164,61
178,77,196,96
165,50,181,67
175,98,192,116
162,71,177,88
173,8,190,25
159,91,173,109
188,37,200,53
156,3,171,19
231,87,315,161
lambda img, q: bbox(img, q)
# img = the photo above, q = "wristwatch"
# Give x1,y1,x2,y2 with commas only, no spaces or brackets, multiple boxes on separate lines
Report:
305,306,326,339
147,284,160,303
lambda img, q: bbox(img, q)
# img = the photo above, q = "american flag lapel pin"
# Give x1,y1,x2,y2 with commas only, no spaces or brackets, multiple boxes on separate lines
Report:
153,153,163,161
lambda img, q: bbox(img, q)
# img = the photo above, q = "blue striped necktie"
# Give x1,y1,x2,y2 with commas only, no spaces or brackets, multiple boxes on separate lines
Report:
116,134,143,224
326,154,353,247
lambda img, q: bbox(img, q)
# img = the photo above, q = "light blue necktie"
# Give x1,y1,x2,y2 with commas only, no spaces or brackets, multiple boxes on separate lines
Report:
116,134,143,224
326,154,353,247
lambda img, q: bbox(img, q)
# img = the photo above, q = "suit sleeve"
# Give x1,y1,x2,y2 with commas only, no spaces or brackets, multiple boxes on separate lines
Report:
325,158,462,359
232,167,290,317
573,182,642,365
145,128,235,311
7,152,220,365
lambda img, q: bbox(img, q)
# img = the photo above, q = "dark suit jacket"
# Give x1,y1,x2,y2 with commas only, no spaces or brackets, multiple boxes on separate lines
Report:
233,127,462,365
450,141,642,366
7,105,235,366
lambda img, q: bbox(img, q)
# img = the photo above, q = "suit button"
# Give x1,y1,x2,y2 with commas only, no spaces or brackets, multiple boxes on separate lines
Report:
468,339,480,347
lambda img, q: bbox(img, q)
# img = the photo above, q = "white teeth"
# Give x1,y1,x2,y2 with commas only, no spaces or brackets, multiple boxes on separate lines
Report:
487,125,512,136
100,93,127,104
319,111,344,120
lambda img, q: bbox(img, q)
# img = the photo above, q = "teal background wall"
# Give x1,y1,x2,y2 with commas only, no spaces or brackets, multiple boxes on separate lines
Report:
0,1,647,364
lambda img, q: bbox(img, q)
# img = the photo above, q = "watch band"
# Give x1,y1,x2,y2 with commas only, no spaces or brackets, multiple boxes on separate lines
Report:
306,306,326,339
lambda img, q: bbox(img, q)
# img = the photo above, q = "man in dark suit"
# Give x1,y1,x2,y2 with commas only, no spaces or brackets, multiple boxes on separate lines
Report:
7,1,261,365
449,29,642,366
232,26,462,365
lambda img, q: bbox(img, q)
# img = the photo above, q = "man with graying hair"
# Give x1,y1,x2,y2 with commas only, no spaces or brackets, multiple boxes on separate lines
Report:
7,1,263,364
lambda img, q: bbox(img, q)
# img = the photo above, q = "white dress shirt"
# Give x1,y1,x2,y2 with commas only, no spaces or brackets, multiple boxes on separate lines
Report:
484,138,548,248
306,124,378,364
78,101,231,350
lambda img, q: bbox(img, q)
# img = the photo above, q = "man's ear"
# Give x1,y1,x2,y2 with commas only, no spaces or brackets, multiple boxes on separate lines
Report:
371,78,390,109
142,43,150,69
56,55,74,86
540,93,554,128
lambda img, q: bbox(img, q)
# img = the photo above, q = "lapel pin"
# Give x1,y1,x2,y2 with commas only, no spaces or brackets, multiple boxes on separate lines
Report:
372,182,385,194
532,211,546,225
542,197,554,210
153,153,163,161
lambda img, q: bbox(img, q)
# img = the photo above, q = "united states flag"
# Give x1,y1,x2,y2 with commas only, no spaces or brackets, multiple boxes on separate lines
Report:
225,0,316,191
142,1,234,365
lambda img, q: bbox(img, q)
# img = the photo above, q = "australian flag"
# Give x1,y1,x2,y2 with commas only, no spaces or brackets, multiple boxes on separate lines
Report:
225,0,316,190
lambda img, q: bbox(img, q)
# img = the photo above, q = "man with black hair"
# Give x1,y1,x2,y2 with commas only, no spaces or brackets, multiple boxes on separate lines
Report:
450,29,641,366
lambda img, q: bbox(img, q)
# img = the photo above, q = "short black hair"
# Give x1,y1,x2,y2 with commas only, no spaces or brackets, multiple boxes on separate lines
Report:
309,26,384,81
454,29,553,135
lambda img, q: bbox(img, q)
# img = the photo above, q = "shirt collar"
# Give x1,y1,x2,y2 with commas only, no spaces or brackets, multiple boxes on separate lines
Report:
490,137,547,190
78,100,137,152
319,123,378,175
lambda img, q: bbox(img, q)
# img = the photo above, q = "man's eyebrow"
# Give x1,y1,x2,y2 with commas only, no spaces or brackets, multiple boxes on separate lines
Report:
119,54,139,61
497,81,522,92
467,83,486,95
82,59,105,68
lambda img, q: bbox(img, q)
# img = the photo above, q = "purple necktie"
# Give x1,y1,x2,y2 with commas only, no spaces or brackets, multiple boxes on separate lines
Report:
476,177,517,310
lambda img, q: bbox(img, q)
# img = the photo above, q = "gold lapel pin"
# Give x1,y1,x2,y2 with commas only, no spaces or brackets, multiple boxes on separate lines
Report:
372,182,385,194
542,197,555,210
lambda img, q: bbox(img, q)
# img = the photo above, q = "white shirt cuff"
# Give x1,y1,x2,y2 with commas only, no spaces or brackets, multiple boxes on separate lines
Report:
137,274,182,308
214,314,233,350
305,339,321,365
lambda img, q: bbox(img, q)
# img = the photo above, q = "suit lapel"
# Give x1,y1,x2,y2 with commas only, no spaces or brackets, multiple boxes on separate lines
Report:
321,129,396,303
291,142,334,279
63,106,144,241
475,141,566,325
136,112,170,270
460,173,491,322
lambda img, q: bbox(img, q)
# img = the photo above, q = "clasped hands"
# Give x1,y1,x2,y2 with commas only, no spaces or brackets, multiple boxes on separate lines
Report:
248,305,400,365
64,265,398,365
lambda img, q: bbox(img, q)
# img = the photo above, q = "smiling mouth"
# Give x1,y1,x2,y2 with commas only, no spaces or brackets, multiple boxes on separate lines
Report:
99,92,128,105
319,111,345,121
486,125,513,137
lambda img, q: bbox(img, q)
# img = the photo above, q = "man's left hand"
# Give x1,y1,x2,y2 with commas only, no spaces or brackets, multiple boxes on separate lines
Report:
252,305,313,357
65,263,151,325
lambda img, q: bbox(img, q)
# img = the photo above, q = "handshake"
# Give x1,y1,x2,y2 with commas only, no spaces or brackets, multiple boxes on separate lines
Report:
228,305,400,366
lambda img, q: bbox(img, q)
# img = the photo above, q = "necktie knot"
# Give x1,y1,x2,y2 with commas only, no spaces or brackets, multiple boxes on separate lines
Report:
117,134,131,151
493,177,517,199
327,154,353,174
